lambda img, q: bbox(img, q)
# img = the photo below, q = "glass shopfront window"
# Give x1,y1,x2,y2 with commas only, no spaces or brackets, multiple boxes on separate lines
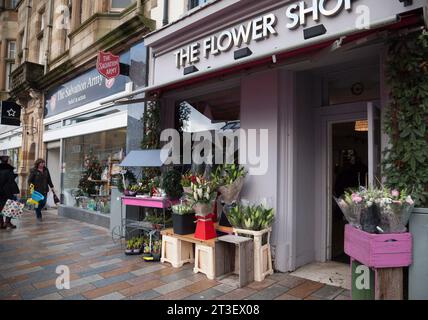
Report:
62,128,127,214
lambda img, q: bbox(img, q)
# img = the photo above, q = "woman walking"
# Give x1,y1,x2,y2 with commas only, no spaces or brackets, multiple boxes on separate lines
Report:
0,155,20,229
28,159,54,221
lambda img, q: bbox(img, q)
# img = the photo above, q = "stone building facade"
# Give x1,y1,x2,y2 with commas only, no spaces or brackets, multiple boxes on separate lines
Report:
0,0,18,102
9,0,155,195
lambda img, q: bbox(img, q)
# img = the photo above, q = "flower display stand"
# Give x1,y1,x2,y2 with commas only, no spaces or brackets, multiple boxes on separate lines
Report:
344,224,412,300
161,235,194,268
233,227,273,282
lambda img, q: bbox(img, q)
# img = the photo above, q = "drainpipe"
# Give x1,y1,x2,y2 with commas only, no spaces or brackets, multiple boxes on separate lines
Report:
22,0,32,62
162,0,168,26
44,0,54,74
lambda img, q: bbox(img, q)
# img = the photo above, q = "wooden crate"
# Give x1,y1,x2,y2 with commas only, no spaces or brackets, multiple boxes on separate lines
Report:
233,227,273,282
344,224,412,268
194,244,215,280
161,235,194,268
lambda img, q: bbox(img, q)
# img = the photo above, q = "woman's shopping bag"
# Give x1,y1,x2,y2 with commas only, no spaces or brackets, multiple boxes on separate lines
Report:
1,199,25,218
53,191,60,205
46,191,56,208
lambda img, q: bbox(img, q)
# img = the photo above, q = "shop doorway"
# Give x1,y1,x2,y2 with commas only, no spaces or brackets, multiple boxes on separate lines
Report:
324,102,381,262
46,147,61,196
331,121,368,262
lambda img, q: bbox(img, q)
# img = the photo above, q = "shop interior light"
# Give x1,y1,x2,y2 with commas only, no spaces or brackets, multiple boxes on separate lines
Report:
355,120,369,132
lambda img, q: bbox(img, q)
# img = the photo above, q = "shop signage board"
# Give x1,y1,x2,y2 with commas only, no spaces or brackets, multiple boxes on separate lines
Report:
149,0,425,87
45,67,128,118
97,51,121,80
0,101,21,126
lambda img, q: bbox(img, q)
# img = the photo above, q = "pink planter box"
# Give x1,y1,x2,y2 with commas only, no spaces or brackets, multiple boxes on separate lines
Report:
344,224,412,268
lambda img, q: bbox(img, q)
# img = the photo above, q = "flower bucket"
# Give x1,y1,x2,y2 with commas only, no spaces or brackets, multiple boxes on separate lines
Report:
172,213,196,235
218,177,245,204
194,214,217,240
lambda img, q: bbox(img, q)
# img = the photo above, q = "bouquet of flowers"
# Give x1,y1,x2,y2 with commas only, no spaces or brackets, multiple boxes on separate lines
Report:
212,164,247,204
336,187,415,234
187,176,217,217
181,172,199,194
375,188,414,233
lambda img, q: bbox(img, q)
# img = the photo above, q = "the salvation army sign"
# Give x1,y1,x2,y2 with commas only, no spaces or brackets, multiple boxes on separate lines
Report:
97,51,120,80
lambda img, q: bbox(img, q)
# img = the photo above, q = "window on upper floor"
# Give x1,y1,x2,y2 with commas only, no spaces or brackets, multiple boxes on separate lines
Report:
7,41,16,60
189,0,208,10
5,62,16,91
110,0,135,12
38,37,44,65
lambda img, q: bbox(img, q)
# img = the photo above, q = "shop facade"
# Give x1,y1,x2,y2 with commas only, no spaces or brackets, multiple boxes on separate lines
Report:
41,41,147,225
138,0,427,272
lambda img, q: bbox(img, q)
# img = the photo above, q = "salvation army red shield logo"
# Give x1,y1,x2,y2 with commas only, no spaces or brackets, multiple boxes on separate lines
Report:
97,51,120,80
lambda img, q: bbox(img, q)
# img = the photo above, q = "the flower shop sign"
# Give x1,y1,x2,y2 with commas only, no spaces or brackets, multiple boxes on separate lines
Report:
149,0,424,87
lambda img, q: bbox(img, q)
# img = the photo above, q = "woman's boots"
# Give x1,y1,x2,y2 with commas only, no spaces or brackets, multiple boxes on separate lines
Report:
0,216,16,229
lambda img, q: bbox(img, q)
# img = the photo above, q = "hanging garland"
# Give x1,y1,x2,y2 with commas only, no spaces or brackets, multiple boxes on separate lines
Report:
141,100,161,150
383,30,428,207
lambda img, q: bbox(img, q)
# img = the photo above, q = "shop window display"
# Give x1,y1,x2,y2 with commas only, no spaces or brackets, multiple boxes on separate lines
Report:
62,128,126,214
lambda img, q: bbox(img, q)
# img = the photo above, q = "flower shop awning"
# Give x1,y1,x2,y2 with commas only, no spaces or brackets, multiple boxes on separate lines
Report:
120,150,167,167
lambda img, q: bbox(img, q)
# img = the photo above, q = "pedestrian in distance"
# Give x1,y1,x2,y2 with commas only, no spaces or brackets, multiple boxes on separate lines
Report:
28,159,54,222
0,155,20,229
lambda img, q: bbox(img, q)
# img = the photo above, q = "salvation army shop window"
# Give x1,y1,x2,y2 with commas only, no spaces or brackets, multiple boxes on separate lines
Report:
62,128,126,214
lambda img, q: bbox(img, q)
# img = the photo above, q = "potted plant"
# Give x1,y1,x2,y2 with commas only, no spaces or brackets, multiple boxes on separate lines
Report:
125,238,135,255
227,202,275,282
133,237,143,254
149,176,162,197
152,240,162,261
227,203,275,232
162,169,184,200
142,238,152,257
172,202,196,235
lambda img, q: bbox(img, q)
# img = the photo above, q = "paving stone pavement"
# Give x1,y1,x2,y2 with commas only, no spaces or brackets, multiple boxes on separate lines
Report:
0,211,351,300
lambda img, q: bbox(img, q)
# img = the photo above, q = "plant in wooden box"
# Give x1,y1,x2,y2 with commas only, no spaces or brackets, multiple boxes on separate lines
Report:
162,169,183,200
188,177,217,240
172,202,196,235
227,203,275,282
